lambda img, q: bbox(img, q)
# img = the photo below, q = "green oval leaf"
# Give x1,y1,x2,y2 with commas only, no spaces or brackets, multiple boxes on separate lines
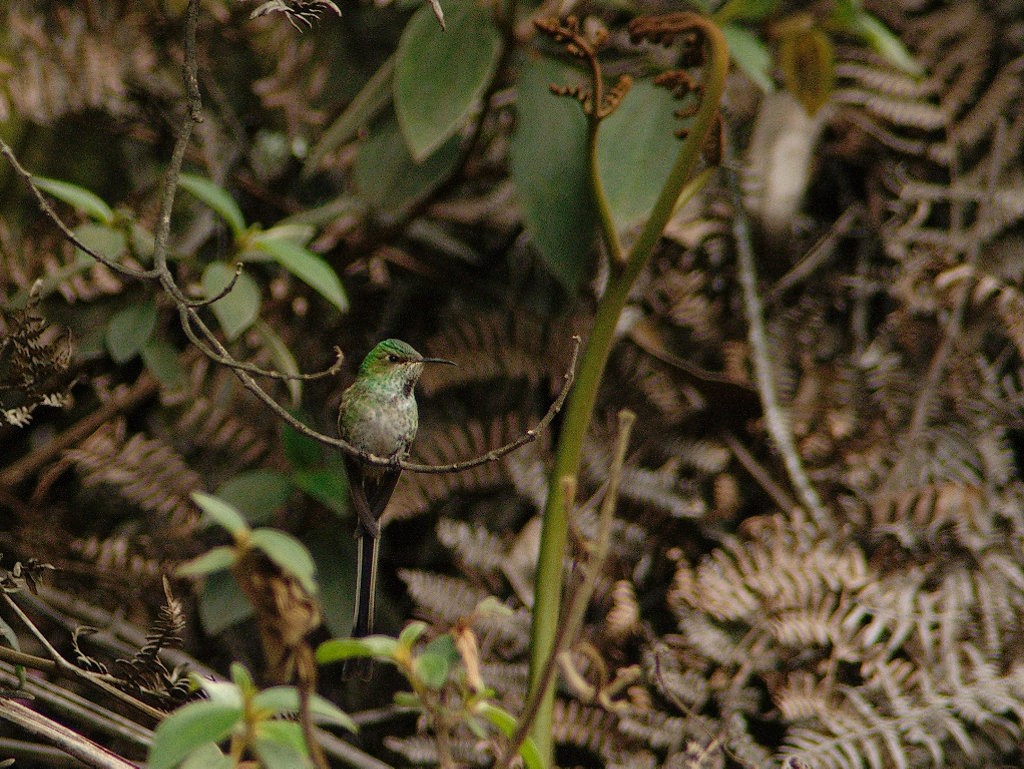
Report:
179,743,231,769
316,636,399,663
598,79,690,232
141,338,186,390
477,703,544,769
105,301,157,363
179,174,247,237
199,569,254,635
33,176,114,223
394,0,502,161
252,687,357,731
398,621,428,647
415,633,459,689
354,113,462,213
73,222,127,264
249,528,318,596
192,492,250,537
176,545,238,578
722,23,775,93
292,467,348,517
216,470,292,526
253,721,307,769
148,700,243,769
201,262,261,341
509,55,595,291
847,11,923,76
249,236,348,313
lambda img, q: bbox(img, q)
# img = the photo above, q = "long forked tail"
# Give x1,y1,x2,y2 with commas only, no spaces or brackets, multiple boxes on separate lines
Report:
343,531,380,680
353,531,379,637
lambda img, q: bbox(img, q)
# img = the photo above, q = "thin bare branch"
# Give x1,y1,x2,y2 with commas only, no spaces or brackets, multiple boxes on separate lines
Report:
724,154,829,527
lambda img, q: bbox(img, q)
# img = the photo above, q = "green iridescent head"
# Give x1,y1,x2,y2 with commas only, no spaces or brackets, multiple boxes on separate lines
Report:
356,339,455,381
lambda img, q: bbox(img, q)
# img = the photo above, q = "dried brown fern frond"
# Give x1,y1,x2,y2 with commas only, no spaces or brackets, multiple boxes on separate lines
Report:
0,4,158,123
66,420,202,534
0,287,74,427
111,577,190,707
420,310,579,396
670,514,870,622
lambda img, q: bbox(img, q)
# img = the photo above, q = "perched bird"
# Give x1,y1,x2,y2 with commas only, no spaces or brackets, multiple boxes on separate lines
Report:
337,339,454,671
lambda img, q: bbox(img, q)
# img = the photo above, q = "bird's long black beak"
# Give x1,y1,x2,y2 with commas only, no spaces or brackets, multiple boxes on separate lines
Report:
421,357,457,366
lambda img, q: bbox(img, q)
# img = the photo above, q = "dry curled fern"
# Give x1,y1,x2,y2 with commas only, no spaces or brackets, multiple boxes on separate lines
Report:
0,287,74,427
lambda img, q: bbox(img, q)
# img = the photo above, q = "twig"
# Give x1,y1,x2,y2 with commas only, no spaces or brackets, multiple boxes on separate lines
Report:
724,155,829,527
767,203,863,302
0,663,153,749
2,593,164,722
0,696,139,769
721,430,797,513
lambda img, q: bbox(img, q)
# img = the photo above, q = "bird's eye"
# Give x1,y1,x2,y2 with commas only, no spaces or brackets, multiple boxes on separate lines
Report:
387,354,400,363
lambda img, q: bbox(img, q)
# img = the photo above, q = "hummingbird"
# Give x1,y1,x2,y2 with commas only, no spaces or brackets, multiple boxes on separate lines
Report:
337,339,454,669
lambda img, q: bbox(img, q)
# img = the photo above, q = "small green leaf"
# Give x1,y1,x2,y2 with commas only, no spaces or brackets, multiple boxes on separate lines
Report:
249,528,318,595
257,222,316,247
509,55,595,291
229,663,256,695
394,0,502,161
141,338,186,390
201,262,261,341
192,492,250,537
194,677,245,706
148,700,243,769
283,421,325,469
308,694,358,731
179,742,232,769
415,634,459,689
252,687,357,731
73,222,127,264
722,24,776,93
398,621,427,648
292,467,348,517
354,114,462,213
253,721,309,769
199,570,254,634
179,174,247,237
253,686,303,716
316,636,399,663
477,703,544,769
105,302,157,363
474,596,514,617
176,546,238,578
249,235,348,313
33,177,114,223
130,222,156,263
216,470,292,526
0,615,20,651
847,11,923,76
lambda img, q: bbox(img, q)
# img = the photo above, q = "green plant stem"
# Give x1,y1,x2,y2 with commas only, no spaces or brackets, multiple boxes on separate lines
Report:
525,16,729,765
